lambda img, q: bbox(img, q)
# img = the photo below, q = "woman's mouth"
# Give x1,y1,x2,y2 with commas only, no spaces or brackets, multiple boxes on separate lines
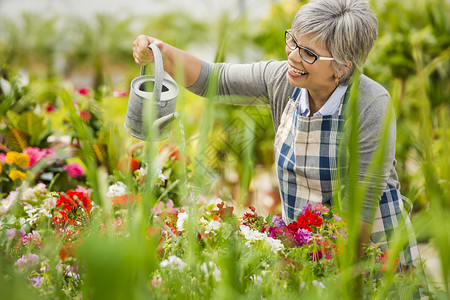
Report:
288,64,308,77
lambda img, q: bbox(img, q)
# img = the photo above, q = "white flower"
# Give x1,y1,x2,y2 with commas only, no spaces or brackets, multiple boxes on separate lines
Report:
240,225,265,243
208,198,223,211
0,191,19,215
21,188,36,201
201,262,221,281
250,274,263,285
265,236,284,254
135,167,147,178
312,280,326,289
176,212,188,232
239,225,284,254
157,169,166,182
205,220,221,235
106,182,127,198
160,255,187,272
34,183,47,194
42,195,57,210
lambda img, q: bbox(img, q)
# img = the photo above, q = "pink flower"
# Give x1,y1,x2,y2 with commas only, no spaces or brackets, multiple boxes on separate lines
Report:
30,276,44,287
20,231,43,248
6,228,17,240
15,253,39,272
64,162,85,177
0,153,5,162
75,185,92,197
113,88,127,97
23,147,55,167
78,87,90,95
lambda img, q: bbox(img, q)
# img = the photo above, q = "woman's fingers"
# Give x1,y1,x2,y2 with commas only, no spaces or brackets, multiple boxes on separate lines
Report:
133,35,155,65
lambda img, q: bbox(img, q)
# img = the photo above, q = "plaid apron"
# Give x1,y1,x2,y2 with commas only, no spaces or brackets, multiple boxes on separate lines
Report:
274,87,422,273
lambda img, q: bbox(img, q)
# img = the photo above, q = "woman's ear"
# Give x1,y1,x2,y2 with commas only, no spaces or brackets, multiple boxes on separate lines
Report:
336,61,353,78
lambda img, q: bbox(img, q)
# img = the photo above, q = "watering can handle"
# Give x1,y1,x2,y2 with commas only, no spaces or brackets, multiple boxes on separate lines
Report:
140,43,164,102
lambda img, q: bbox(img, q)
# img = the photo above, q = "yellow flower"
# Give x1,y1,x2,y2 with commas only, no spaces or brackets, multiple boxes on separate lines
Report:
5,151,30,168
0,162,3,175
8,170,27,181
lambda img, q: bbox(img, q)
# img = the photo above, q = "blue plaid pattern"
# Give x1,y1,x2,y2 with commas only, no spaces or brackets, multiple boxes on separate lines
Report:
275,88,344,224
274,88,424,291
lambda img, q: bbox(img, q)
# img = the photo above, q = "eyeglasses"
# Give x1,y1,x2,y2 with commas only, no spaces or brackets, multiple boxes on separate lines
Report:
285,30,334,64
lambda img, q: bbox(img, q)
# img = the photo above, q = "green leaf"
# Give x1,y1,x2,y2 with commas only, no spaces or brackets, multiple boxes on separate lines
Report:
6,128,30,151
17,111,44,145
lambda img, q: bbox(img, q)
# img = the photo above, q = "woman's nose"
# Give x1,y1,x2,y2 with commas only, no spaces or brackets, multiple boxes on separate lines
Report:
286,46,301,62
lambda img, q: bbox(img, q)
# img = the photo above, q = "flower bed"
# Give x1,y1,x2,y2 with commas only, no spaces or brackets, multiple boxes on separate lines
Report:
0,82,425,299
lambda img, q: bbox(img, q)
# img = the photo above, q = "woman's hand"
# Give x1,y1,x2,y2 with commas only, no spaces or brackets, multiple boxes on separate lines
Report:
132,35,202,87
132,35,165,66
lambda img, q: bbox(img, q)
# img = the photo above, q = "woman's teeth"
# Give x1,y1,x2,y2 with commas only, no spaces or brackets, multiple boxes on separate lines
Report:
289,65,308,75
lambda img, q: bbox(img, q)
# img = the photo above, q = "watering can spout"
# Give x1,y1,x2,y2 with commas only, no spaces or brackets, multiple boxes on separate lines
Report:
124,43,179,141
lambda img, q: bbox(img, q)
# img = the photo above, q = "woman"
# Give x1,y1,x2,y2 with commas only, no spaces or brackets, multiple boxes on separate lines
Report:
133,0,422,276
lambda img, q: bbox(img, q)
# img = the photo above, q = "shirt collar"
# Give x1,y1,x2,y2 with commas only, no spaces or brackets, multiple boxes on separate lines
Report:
298,85,349,117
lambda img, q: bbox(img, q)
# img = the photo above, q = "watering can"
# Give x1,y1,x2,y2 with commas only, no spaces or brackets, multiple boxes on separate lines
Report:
124,43,179,141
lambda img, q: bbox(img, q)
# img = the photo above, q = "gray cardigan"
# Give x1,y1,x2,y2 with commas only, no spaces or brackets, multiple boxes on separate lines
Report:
187,59,401,223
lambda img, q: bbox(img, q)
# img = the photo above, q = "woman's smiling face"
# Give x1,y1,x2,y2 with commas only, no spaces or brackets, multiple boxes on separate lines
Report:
285,33,337,95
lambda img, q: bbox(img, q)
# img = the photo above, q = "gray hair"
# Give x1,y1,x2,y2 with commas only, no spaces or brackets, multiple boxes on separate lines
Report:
292,0,378,85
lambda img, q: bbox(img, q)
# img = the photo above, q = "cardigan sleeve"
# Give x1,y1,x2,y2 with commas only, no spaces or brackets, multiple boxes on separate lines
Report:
186,59,288,105
356,78,396,223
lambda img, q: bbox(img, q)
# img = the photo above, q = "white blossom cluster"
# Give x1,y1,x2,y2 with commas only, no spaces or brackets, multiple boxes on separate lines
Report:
135,166,147,179
239,225,284,254
1,183,52,219
106,181,127,198
134,165,166,184
200,261,221,281
176,212,188,232
160,255,187,272
199,217,221,235
0,191,18,215
23,206,52,226
157,169,167,183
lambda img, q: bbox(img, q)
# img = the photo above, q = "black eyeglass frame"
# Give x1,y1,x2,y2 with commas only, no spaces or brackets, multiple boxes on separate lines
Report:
285,30,334,64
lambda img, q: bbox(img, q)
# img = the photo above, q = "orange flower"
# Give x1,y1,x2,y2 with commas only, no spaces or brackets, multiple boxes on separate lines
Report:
112,193,141,208
59,241,79,261
380,250,401,273
118,157,140,173
159,145,181,161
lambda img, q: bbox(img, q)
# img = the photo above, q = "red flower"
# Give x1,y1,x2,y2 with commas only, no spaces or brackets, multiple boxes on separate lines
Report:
288,210,323,232
46,104,57,113
216,202,234,220
55,190,93,225
159,145,181,161
79,110,92,121
118,157,140,173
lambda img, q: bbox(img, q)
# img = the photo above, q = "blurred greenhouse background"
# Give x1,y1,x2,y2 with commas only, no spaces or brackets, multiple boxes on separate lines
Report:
0,0,449,297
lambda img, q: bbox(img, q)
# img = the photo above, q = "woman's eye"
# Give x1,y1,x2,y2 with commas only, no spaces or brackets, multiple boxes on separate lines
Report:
304,49,316,58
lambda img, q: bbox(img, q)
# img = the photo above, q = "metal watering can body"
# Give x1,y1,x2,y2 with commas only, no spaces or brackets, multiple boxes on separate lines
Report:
125,43,179,141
